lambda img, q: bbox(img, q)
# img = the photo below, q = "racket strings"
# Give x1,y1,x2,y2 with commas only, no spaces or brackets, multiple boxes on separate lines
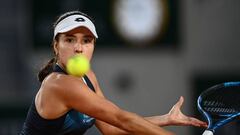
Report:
202,86,240,115
203,104,237,114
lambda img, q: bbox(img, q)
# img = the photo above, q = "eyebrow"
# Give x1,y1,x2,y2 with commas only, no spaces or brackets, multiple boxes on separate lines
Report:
63,34,94,39
83,35,94,39
64,34,76,38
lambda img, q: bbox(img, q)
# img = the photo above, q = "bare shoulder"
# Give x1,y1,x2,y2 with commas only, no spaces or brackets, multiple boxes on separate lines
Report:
36,73,91,118
39,73,86,104
42,72,84,92
36,73,85,119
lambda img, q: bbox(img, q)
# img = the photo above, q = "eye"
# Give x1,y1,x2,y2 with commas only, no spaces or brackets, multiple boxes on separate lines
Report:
65,37,76,43
83,39,90,44
82,37,94,45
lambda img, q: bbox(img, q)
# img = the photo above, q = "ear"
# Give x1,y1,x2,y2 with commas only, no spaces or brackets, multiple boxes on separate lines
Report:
53,41,58,55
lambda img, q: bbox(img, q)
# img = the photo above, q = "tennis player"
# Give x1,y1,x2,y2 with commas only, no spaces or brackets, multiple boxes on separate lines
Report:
19,11,206,135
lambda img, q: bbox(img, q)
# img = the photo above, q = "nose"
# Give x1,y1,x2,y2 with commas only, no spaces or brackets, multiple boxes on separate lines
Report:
74,43,83,54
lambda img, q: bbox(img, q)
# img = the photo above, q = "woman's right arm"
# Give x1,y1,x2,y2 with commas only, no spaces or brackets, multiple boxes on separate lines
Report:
47,74,174,135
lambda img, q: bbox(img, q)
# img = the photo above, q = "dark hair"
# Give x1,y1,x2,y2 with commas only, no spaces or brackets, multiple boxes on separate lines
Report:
38,10,94,82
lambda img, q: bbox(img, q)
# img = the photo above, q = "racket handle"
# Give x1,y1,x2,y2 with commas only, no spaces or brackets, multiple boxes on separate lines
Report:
202,130,213,135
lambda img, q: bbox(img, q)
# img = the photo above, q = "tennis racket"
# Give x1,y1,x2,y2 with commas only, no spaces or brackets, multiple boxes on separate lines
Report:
197,82,240,135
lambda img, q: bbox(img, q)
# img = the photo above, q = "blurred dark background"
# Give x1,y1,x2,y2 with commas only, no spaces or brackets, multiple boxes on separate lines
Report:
0,0,240,134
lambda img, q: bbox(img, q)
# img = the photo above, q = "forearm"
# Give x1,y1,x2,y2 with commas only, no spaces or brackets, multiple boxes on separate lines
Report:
97,110,173,135
124,112,173,135
96,117,169,135
96,114,171,135
145,114,170,127
112,111,172,135
96,120,129,135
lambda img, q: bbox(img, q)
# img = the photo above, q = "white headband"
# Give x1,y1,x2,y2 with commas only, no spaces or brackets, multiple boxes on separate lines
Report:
54,14,98,39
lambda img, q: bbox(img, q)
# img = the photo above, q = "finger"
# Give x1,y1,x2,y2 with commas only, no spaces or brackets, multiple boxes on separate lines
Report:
179,96,184,106
188,117,208,127
183,120,204,127
175,96,184,108
191,122,208,127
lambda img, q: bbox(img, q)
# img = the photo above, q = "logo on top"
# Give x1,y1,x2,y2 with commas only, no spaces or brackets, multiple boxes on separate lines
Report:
75,17,85,22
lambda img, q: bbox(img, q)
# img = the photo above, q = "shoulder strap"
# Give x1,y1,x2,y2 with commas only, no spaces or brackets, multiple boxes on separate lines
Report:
83,75,95,92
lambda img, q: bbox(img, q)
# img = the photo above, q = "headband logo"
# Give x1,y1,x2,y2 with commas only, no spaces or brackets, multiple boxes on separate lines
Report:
75,17,85,22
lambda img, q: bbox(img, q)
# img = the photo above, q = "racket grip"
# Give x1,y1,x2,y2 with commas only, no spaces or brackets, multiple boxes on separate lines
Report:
202,130,213,135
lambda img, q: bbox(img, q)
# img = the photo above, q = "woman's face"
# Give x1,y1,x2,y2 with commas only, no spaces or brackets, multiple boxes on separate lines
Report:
54,27,95,68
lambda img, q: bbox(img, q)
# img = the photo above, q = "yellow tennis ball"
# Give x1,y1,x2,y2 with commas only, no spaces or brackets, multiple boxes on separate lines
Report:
66,54,90,77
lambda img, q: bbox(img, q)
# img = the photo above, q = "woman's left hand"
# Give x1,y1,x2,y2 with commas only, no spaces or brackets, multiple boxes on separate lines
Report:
166,96,207,127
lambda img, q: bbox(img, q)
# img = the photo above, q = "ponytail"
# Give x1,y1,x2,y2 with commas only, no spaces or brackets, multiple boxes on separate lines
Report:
38,57,56,82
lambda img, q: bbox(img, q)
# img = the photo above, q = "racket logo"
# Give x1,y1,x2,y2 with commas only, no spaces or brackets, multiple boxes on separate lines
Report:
75,17,85,22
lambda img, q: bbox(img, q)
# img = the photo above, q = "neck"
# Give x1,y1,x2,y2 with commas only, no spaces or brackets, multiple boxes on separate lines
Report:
56,62,66,72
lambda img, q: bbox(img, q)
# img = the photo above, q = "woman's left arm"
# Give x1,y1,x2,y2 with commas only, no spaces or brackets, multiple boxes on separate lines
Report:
87,71,207,135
